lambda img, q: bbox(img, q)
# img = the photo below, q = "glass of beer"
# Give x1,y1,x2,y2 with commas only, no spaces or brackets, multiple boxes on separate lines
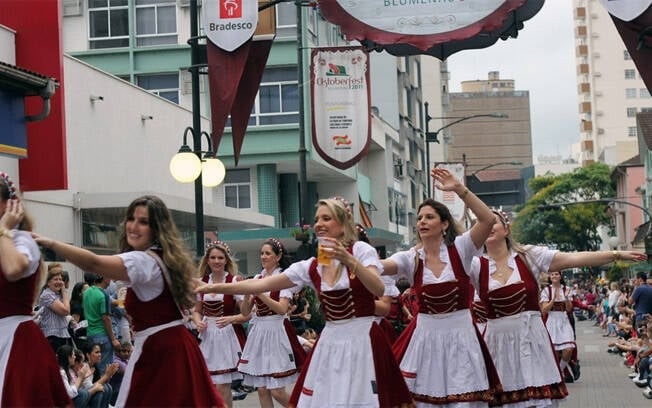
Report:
317,237,333,265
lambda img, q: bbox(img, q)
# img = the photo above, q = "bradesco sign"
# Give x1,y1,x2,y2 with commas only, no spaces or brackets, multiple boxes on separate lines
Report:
203,0,258,51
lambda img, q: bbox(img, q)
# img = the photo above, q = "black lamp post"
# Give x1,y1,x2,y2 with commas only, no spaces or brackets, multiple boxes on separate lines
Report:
423,101,508,196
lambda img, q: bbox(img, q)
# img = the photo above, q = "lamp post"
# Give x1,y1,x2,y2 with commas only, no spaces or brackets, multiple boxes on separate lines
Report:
169,0,226,257
423,101,508,196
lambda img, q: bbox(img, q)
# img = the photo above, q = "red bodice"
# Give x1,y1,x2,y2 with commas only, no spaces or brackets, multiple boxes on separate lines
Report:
412,244,471,315
478,255,541,319
308,248,375,321
201,273,238,317
253,273,281,317
0,265,38,318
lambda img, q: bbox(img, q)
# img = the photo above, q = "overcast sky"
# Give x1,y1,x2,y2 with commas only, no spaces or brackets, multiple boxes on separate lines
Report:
446,1,578,160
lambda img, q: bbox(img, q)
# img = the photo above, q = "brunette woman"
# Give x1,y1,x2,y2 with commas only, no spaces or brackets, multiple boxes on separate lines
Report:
238,238,304,408
38,262,72,352
382,167,500,407
193,240,247,407
0,172,70,407
197,198,413,408
470,210,646,407
34,195,224,407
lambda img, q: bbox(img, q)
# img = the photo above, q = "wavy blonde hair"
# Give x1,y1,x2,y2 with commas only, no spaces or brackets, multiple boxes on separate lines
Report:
198,243,238,278
118,195,196,309
317,198,357,247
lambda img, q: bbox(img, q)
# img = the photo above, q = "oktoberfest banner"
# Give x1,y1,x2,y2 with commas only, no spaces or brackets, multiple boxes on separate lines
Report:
311,47,371,170
433,162,466,223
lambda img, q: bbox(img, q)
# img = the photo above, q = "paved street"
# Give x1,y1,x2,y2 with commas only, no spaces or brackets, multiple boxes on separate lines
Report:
234,319,651,407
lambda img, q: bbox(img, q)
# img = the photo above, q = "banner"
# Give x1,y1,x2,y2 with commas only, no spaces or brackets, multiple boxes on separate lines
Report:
600,0,652,21
203,0,258,52
311,47,371,170
433,162,466,223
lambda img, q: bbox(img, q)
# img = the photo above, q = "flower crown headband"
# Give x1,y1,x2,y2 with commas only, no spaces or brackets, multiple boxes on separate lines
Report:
355,223,368,237
266,237,284,254
330,196,352,217
0,172,17,199
493,209,510,227
206,240,231,256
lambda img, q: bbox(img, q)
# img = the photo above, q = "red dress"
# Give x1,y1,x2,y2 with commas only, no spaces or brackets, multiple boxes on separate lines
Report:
0,263,70,407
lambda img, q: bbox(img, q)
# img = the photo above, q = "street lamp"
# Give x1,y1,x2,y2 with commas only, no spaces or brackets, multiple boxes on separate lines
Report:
170,127,226,188
423,101,508,196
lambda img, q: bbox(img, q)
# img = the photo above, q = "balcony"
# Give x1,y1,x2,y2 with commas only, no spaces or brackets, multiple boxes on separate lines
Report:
580,120,593,132
579,101,591,113
575,7,586,19
582,159,595,167
576,25,587,37
581,139,594,152
577,63,590,75
578,82,590,94
577,44,588,57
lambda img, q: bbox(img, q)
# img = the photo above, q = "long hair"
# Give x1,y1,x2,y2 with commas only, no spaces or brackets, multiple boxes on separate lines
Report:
198,242,238,278
118,195,195,309
492,209,542,271
56,345,75,383
417,199,463,246
317,198,357,247
262,238,291,270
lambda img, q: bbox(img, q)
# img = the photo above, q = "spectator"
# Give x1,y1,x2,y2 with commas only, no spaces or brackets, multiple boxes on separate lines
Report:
289,288,310,335
38,263,72,353
106,280,131,343
82,272,120,375
70,282,88,324
630,272,652,329
56,344,93,408
82,343,119,408
109,341,132,406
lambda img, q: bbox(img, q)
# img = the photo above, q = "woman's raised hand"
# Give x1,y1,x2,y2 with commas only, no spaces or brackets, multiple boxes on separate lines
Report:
431,167,462,192
0,199,23,230
617,251,647,262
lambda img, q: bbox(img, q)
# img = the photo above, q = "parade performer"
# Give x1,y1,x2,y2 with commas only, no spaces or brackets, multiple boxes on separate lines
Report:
0,172,70,407
193,240,247,407
471,210,646,407
35,195,224,407
540,270,577,383
197,197,414,408
238,238,304,408
383,167,501,407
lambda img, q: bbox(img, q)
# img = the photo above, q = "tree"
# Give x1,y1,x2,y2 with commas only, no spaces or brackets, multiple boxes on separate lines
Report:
511,163,615,252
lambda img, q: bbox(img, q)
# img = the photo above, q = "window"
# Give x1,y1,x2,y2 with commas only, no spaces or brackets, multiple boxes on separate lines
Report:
641,88,651,99
624,50,631,60
250,67,298,125
628,126,637,138
224,169,251,209
625,69,636,79
626,88,637,99
137,73,179,103
135,0,177,46
627,107,638,117
89,0,129,49
275,2,296,37
642,107,652,113
388,189,407,226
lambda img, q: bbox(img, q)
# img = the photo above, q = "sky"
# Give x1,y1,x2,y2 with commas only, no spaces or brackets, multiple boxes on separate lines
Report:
446,1,578,160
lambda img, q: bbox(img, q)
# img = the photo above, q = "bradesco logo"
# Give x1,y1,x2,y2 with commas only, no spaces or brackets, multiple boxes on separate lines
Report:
220,0,241,19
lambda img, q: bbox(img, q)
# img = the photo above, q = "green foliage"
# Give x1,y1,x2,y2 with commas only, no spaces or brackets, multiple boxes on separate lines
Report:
303,287,325,333
606,262,628,283
511,163,615,252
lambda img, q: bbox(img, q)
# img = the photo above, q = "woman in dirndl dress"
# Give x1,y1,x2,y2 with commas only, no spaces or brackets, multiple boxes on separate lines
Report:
197,197,414,408
0,172,70,407
237,237,305,408
193,240,247,407
35,195,224,407
470,210,646,407
540,271,576,382
383,167,500,407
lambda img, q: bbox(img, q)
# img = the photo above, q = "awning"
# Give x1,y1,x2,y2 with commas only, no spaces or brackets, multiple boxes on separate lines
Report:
0,60,58,96
632,220,651,244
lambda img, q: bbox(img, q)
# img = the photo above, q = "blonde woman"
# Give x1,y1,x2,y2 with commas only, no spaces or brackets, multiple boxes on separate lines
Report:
35,195,224,407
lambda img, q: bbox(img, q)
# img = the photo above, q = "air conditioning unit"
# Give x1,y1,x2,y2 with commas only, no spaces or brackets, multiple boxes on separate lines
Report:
63,0,82,16
593,72,602,77
593,52,600,58
595,91,603,96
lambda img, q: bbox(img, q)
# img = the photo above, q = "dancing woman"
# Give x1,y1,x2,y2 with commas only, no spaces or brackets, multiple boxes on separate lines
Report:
0,172,70,407
35,195,224,407
193,240,247,407
197,197,413,408
470,210,646,407
238,238,305,408
382,167,501,407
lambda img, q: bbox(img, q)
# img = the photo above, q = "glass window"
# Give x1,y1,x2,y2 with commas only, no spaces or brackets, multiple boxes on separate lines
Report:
135,0,177,46
641,88,651,99
625,69,636,79
628,126,637,138
388,189,407,226
249,67,299,126
276,2,296,37
136,73,179,103
89,0,129,49
627,107,638,117
626,88,637,99
624,50,631,60
224,169,251,209
642,107,652,113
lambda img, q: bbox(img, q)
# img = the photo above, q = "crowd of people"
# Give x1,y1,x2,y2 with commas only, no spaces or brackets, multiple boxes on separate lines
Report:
0,167,650,407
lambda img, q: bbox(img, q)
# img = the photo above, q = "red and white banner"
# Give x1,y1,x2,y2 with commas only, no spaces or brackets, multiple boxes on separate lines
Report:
600,0,652,21
434,162,466,223
311,47,371,170
203,0,257,51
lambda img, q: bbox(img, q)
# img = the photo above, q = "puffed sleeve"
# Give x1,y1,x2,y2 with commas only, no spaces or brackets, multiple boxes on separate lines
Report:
468,257,481,291
540,286,551,302
117,251,164,301
454,231,484,276
522,245,557,278
387,248,417,284
13,231,40,279
354,241,382,271
381,274,400,297
281,259,314,291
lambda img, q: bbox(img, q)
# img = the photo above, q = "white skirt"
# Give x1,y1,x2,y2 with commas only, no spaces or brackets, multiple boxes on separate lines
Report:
400,310,489,406
484,311,562,406
199,317,243,384
239,315,297,389
297,316,378,408
545,312,575,351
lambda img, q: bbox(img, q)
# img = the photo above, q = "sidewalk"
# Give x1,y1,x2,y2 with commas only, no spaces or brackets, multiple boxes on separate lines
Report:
561,319,650,408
